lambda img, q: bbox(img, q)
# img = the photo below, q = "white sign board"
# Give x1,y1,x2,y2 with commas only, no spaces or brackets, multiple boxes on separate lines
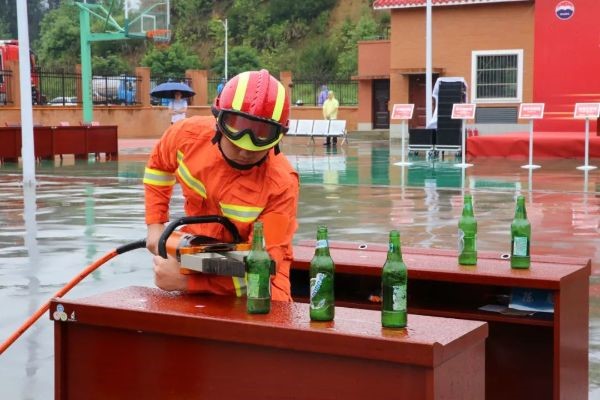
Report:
574,103,600,119
451,104,476,120
391,104,415,120
519,103,545,119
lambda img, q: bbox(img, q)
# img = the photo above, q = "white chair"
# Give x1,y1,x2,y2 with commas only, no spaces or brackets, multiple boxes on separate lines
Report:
329,120,347,144
311,120,331,144
287,119,298,135
295,120,314,137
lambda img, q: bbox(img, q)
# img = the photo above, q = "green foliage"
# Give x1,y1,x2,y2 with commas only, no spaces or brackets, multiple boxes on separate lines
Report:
22,0,390,82
92,54,130,75
333,12,382,78
171,0,215,45
269,0,336,22
141,41,202,76
36,2,81,69
295,41,337,80
211,46,261,78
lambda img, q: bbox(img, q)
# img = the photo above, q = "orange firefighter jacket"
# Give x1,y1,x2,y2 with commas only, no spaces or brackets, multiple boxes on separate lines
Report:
143,116,299,301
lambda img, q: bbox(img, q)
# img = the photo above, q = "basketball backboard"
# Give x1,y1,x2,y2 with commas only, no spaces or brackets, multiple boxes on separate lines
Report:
76,0,169,38
126,0,170,38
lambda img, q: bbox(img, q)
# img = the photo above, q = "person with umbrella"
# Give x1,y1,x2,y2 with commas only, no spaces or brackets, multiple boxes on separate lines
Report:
168,91,187,124
150,81,195,125
143,69,299,302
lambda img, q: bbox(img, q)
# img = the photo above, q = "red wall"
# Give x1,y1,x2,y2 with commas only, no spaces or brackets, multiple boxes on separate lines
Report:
534,0,600,132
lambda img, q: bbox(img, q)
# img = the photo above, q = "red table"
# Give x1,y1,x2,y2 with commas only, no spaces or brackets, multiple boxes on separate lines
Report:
51,286,487,400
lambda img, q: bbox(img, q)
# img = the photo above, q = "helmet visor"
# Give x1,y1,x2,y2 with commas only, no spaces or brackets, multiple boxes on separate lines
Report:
218,110,286,148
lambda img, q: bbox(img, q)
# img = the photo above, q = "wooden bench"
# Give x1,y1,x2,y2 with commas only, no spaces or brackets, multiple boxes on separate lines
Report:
287,119,347,144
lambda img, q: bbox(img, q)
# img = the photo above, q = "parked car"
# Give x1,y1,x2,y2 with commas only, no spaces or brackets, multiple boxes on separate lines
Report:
48,96,78,106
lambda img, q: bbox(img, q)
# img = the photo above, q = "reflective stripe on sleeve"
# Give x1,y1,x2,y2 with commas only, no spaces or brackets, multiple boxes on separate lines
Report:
232,275,247,297
219,202,264,223
176,151,207,199
143,167,176,186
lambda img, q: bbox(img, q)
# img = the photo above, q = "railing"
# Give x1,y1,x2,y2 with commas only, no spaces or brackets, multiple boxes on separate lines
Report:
91,74,141,106
290,79,358,106
0,69,13,105
207,78,222,104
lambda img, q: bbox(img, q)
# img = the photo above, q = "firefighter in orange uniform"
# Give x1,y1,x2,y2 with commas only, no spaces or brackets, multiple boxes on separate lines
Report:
144,70,299,301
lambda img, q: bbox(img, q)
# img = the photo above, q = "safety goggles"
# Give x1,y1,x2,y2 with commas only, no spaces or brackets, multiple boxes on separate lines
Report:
217,110,287,150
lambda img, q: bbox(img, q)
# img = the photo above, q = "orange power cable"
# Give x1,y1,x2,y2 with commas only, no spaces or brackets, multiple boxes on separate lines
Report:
0,239,145,356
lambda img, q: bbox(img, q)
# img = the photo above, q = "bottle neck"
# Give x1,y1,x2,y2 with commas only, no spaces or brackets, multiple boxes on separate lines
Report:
386,234,403,262
252,223,265,251
514,198,527,219
315,229,330,256
462,197,474,217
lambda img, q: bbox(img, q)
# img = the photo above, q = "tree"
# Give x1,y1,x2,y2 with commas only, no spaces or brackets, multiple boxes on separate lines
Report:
211,46,261,78
141,41,202,77
36,2,80,69
295,41,337,80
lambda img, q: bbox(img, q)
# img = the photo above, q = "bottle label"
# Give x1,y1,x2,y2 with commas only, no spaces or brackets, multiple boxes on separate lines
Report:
315,239,328,249
458,230,477,254
392,285,407,311
513,236,528,256
310,272,326,299
247,273,260,298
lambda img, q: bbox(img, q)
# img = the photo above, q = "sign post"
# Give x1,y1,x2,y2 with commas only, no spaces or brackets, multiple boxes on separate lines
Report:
391,104,415,166
574,103,600,170
518,103,544,169
451,103,476,168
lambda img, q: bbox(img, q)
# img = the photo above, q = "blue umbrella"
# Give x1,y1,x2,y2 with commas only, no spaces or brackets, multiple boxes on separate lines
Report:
150,81,195,99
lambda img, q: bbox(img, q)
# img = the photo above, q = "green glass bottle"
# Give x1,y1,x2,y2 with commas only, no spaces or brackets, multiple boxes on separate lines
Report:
246,221,271,314
458,194,478,265
381,230,408,328
511,195,531,269
309,226,335,321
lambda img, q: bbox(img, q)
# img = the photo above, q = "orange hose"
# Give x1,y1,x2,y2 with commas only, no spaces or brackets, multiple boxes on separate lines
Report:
0,249,118,356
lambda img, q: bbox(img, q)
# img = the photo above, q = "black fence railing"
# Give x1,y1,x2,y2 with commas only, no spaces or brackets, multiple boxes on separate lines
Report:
290,79,358,106
207,78,223,104
0,69,13,105
91,74,141,105
150,76,193,106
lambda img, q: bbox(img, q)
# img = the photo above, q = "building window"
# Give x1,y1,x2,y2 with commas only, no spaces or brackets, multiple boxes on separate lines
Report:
471,50,523,103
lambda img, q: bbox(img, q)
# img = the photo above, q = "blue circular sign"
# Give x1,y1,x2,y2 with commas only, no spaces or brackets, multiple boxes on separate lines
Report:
555,1,575,20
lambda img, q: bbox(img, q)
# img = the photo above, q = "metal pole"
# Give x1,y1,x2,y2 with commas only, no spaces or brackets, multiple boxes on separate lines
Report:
425,0,432,126
79,8,93,123
223,19,228,80
521,119,540,169
16,0,36,185
577,117,597,170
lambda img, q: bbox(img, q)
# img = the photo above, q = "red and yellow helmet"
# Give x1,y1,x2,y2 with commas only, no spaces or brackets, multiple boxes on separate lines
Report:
213,70,290,151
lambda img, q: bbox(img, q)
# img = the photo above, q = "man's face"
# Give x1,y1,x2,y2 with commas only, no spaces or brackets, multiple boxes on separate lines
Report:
220,135,269,166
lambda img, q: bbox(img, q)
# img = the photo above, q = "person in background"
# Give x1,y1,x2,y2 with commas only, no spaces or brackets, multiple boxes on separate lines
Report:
144,69,299,302
317,85,329,106
322,90,339,146
168,91,188,125
217,78,226,95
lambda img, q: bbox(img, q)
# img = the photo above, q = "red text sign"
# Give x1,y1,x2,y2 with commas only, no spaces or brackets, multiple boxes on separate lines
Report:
574,103,600,119
451,104,476,120
519,103,545,119
391,104,415,120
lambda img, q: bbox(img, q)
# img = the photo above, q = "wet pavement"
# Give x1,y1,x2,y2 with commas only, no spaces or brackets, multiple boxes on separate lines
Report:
0,136,599,399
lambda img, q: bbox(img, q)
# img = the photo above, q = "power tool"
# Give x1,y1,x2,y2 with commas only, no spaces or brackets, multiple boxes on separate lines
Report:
157,215,274,277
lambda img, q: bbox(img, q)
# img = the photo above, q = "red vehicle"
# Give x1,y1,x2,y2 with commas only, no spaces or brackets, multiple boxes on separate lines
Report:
0,39,45,104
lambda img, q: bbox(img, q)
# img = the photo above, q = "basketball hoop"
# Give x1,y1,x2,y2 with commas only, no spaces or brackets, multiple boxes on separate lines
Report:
147,29,172,49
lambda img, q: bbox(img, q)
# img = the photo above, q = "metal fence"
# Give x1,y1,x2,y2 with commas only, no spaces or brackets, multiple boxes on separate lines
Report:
91,74,141,105
0,69,13,105
290,79,358,106
207,78,223,104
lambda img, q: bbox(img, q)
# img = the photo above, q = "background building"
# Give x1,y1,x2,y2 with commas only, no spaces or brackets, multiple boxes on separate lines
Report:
356,0,599,134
